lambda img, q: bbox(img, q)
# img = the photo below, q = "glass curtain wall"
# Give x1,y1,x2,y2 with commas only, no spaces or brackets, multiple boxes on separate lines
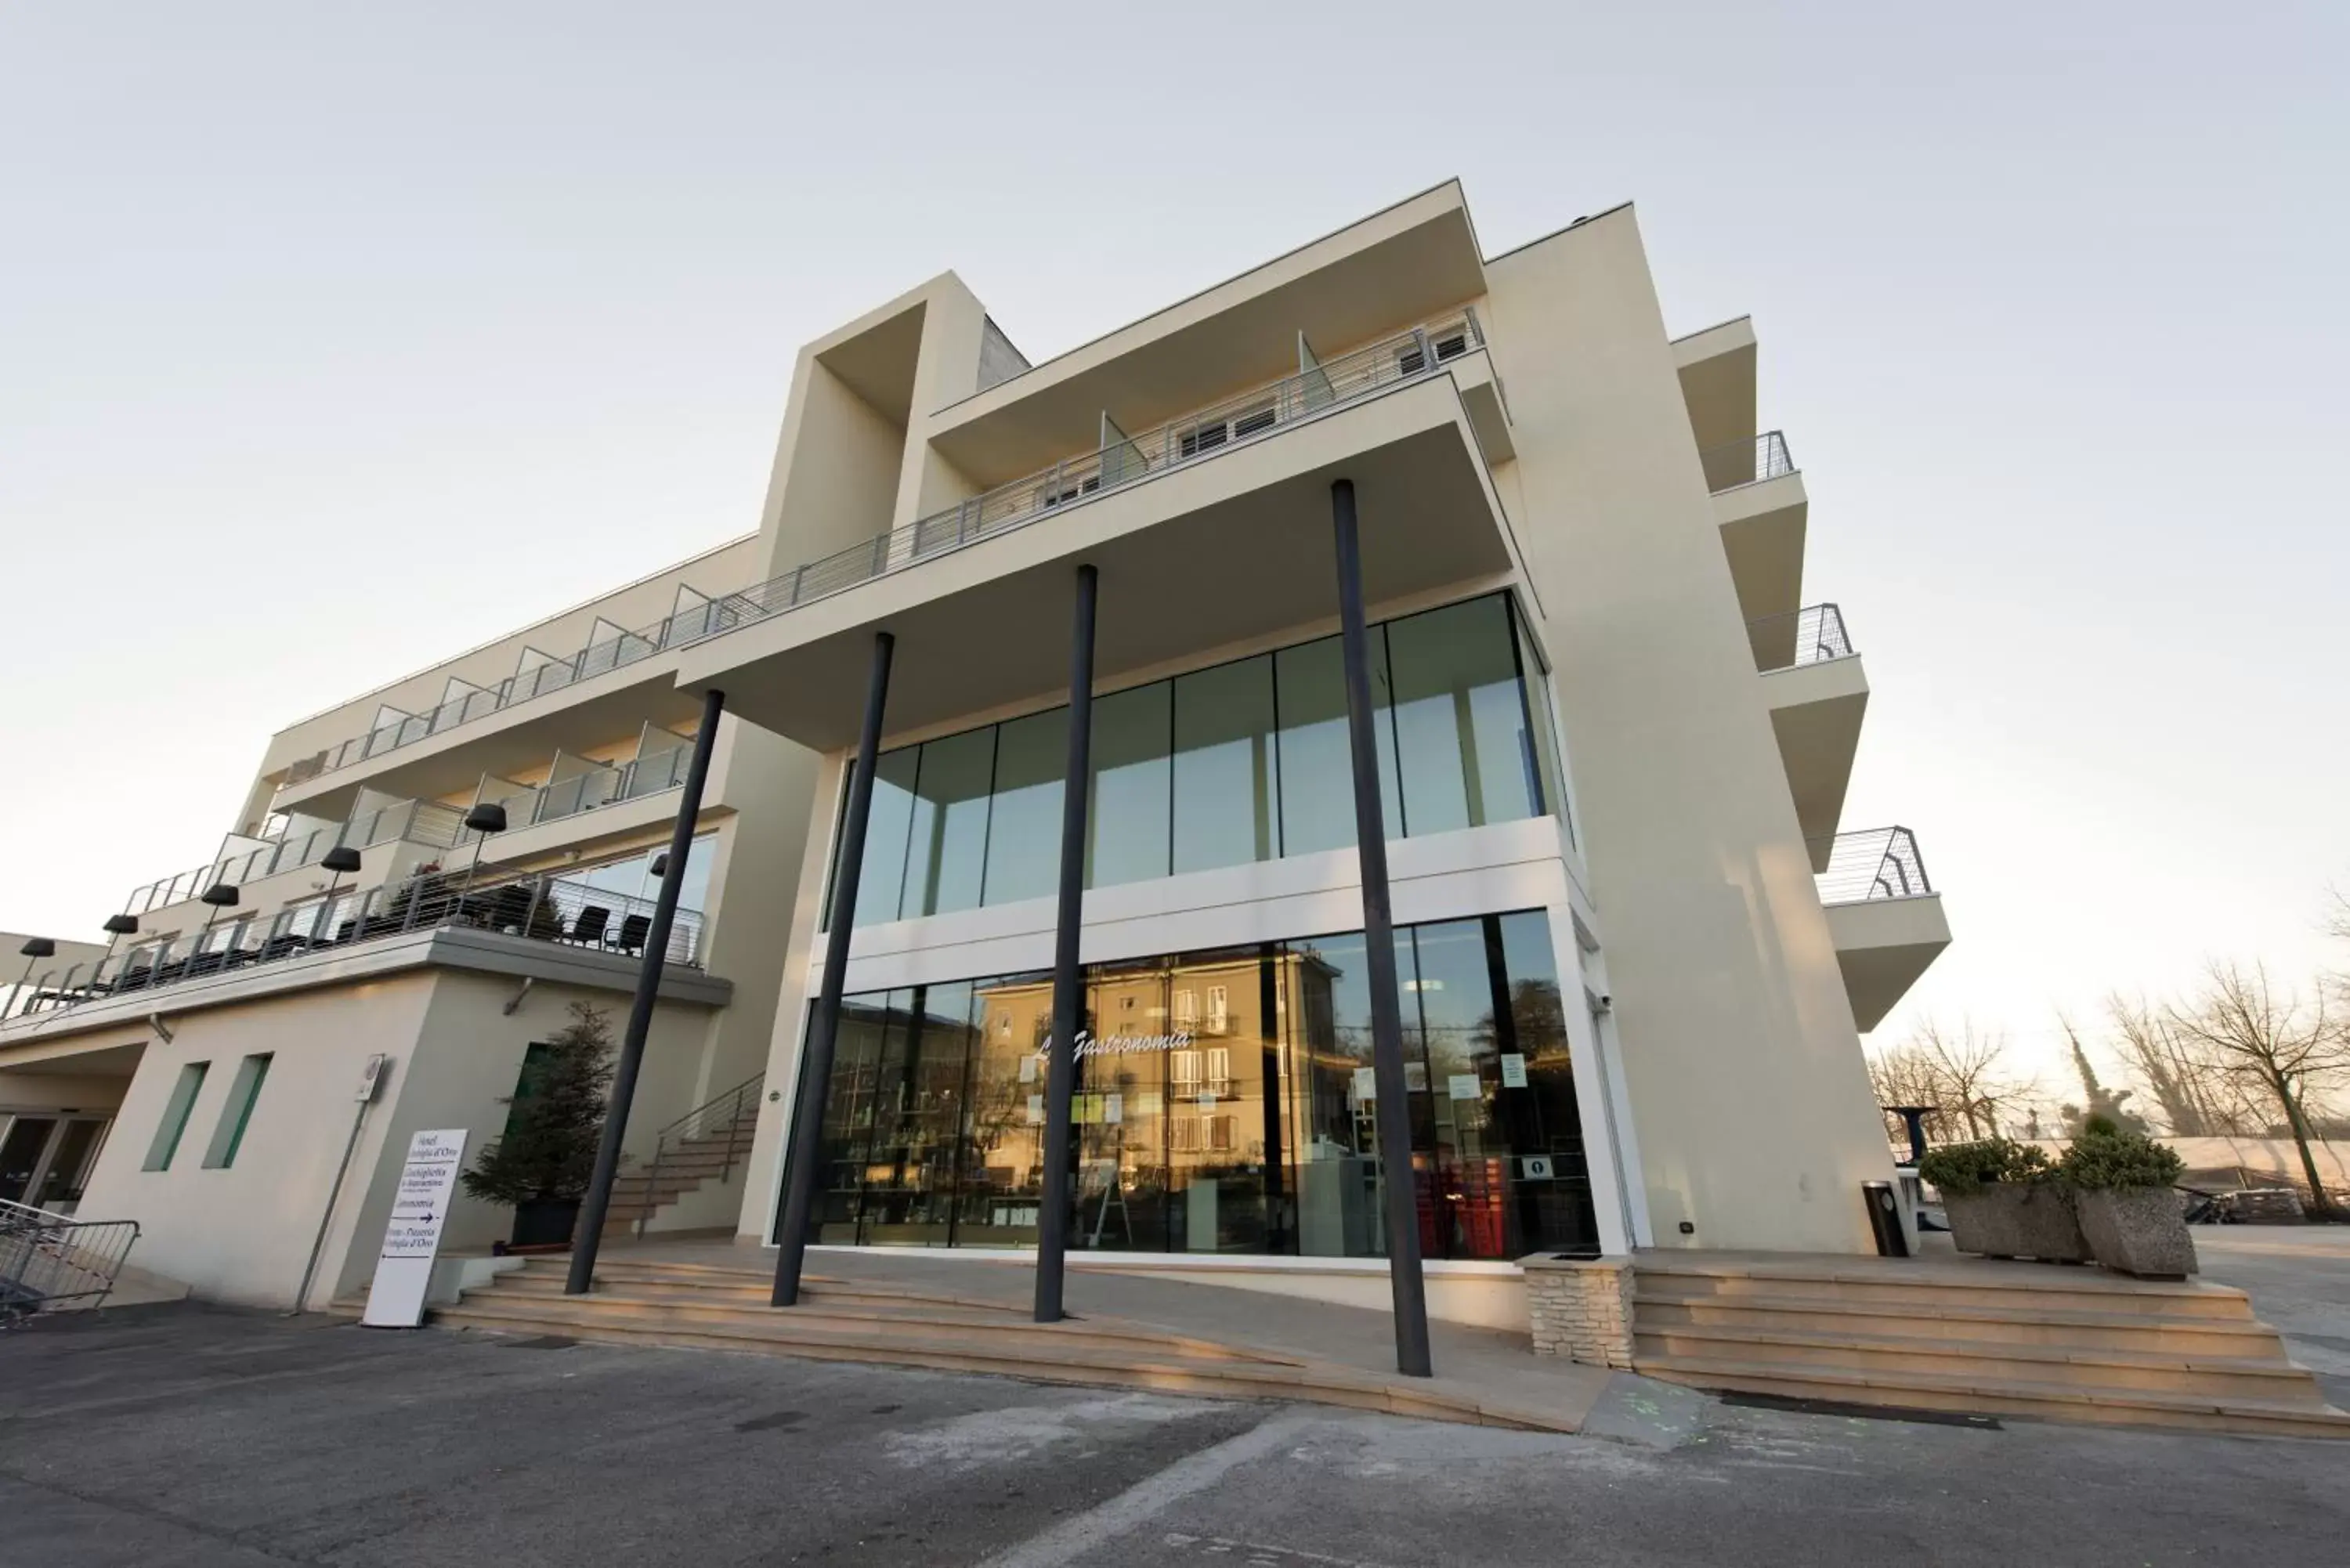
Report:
825,592,1560,930
790,908,1601,1259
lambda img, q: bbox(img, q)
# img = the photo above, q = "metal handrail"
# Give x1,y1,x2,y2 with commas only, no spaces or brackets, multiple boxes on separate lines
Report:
634,1071,765,1237
669,309,1487,651
0,1199,141,1325
10,867,707,1022
1699,429,1794,493
1810,826,1933,904
123,800,466,916
1749,603,1853,671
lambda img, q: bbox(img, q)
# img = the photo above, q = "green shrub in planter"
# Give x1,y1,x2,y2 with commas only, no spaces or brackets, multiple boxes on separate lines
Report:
2060,1121,2196,1278
1919,1138,2087,1263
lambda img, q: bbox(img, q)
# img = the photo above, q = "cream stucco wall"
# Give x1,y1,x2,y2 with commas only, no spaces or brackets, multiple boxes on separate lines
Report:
1481,207,1894,1252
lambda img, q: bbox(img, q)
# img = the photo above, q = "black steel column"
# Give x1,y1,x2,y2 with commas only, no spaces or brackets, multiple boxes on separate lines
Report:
566,685,728,1295
772,632,895,1306
1332,479,1434,1377
1033,564,1097,1323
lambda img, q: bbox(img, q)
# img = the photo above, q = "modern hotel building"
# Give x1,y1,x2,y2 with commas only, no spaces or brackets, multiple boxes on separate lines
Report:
1,184,1949,1319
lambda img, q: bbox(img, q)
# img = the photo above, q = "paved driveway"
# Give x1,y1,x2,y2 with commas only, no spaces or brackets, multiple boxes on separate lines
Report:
3,1302,2346,1567
2195,1226,2350,1406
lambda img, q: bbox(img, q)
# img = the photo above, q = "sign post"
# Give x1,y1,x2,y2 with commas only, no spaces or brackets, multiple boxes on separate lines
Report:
360,1128,467,1328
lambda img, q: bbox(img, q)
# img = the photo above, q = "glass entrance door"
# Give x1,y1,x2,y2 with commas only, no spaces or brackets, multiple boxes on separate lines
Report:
0,1116,58,1204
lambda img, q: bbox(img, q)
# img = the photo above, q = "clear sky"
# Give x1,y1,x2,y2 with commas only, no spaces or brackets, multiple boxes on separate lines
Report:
3,3,2344,1085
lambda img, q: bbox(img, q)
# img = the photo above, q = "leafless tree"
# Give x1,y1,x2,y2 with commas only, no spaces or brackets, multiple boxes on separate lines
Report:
2105,992,2258,1136
2167,962,2349,1217
1866,1018,2038,1147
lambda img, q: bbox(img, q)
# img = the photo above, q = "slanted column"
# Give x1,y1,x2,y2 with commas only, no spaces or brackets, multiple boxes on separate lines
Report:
772,632,896,1306
1034,564,1098,1324
566,685,728,1295
1331,479,1434,1378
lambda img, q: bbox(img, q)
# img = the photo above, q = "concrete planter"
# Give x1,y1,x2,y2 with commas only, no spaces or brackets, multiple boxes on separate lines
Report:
1942,1184,2089,1263
2076,1187,2198,1279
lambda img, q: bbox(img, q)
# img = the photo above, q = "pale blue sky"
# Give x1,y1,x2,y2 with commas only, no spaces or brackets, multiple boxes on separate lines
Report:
3,3,2344,1083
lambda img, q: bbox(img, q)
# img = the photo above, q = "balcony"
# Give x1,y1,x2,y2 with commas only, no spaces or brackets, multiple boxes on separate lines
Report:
121,797,466,918
674,312,1524,750
1811,826,1950,1031
1706,431,1806,627
461,734,698,849
1752,604,1867,854
10,865,707,1022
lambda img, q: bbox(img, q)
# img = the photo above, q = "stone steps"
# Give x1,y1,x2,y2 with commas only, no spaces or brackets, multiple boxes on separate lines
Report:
1630,1257,2350,1439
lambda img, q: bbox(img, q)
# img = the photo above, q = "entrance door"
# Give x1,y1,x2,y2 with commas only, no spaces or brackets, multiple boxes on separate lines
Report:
28,1119,110,1212
0,1116,58,1204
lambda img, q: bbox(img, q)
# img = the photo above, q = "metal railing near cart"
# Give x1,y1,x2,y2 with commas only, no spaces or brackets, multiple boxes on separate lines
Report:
284,309,1491,786
1,1199,141,1326
634,1071,765,1237
1748,603,1853,671
1810,826,1933,904
1698,429,1794,493
11,869,706,1019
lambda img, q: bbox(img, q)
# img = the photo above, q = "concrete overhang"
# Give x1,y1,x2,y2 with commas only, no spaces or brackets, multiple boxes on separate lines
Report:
270,657,704,820
0,925,732,1061
674,374,1524,752
1762,656,1869,858
927,183,1487,487
1716,471,1807,627
1672,316,1757,455
1827,894,1950,1033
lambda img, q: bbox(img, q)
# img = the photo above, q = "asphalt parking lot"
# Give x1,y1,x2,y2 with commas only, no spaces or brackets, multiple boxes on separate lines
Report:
4,1299,2346,1568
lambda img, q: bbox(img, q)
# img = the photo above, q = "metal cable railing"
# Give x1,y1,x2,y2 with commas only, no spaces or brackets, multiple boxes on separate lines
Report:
1699,429,1794,493
123,800,467,916
454,745,696,847
10,867,707,1021
1748,603,1853,672
1810,826,1933,904
1,1200,140,1325
670,310,1486,646
282,309,1487,788
634,1071,764,1236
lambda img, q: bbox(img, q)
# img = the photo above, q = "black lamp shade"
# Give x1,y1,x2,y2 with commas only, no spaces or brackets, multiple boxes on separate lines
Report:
18,936,56,959
201,882,241,909
463,803,508,834
103,914,141,936
649,853,670,879
321,846,363,874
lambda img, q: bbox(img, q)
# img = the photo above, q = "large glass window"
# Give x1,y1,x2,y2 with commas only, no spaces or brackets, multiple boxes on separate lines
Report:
786,908,1600,1259
819,593,1562,928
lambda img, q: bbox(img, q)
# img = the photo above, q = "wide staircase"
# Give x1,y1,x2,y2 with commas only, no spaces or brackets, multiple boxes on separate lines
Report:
602,1076,762,1237
1632,1255,2350,1438
432,1255,1574,1432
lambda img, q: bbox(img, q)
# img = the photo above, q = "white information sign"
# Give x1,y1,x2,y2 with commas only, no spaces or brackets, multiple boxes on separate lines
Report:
1448,1073,1483,1102
1352,1066,1378,1102
1499,1053,1528,1089
361,1129,468,1328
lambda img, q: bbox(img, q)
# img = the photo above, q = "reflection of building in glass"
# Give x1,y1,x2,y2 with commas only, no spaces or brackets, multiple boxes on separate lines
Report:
801,913,1597,1261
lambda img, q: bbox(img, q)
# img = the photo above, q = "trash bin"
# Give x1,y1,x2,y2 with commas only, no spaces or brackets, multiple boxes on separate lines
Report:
1863,1180,1909,1257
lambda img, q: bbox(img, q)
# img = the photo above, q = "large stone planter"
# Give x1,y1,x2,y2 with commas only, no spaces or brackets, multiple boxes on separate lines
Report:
1941,1184,2089,1263
2076,1187,2198,1279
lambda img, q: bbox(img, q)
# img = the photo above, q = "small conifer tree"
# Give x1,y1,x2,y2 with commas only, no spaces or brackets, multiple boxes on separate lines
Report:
461,1002,615,1207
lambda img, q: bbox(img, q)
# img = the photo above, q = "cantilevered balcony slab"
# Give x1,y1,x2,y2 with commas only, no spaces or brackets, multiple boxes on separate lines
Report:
1716,471,1806,627
270,656,703,821
1672,316,1757,456
1766,655,1868,857
1828,894,1951,1031
673,374,1526,752
927,182,1487,486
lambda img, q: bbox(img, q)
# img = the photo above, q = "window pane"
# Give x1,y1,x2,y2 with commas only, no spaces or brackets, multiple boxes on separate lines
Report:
144,1061,208,1171
847,748,920,927
1086,682,1172,888
902,730,995,919
1272,633,1400,857
1386,596,1538,835
1408,919,1513,1259
810,990,894,1241
857,981,975,1245
204,1053,273,1169
1497,910,1600,1253
1172,656,1278,875
1512,602,1570,843
982,710,1067,907
1289,927,1415,1258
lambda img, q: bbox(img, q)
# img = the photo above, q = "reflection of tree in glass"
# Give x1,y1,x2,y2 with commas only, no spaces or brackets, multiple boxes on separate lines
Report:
1475,979,1567,1065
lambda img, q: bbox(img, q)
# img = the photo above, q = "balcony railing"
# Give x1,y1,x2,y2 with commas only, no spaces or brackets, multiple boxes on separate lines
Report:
1749,603,1853,672
671,309,1488,652
9,867,706,1021
122,799,468,916
1700,430,1794,493
1811,827,1933,904
458,744,695,846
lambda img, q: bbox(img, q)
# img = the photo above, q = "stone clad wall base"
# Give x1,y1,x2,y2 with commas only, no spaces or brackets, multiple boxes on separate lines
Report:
1519,1254,1634,1367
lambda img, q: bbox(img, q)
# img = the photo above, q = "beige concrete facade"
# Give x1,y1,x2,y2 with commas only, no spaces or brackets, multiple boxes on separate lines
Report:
4,181,1950,1313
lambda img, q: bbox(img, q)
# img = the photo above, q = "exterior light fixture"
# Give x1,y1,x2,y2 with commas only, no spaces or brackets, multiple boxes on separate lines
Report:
455,803,508,920
103,913,140,936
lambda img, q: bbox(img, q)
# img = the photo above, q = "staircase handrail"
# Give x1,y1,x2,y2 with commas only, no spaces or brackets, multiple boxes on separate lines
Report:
634,1072,765,1237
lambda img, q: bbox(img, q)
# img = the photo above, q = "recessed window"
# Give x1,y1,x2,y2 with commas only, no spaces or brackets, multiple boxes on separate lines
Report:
143,1062,210,1171
202,1053,273,1169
